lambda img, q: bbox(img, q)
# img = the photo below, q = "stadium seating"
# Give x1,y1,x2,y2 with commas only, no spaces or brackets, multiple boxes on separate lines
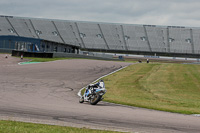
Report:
1,16,200,55
77,22,107,49
168,27,193,53
7,17,37,38
0,17,18,36
192,29,200,54
145,26,167,52
99,24,125,50
122,25,151,52
30,19,63,43
53,20,81,47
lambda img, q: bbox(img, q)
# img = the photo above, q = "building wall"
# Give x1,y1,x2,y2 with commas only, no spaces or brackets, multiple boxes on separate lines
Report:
0,36,41,52
0,36,78,54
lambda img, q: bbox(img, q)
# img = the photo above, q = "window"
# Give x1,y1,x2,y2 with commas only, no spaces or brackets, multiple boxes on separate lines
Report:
8,28,15,33
185,39,191,43
140,36,146,41
96,34,103,38
52,31,58,36
167,26,185,28
144,25,156,27
80,33,86,38
169,38,175,43
35,30,42,35
64,48,67,52
124,35,130,40
54,47,57,52
41,44,45,48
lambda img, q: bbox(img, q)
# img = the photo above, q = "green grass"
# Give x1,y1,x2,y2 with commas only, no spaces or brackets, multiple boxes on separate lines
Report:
23,57,74,62
0,120,123,133
23,57,115,63
103,63,200,114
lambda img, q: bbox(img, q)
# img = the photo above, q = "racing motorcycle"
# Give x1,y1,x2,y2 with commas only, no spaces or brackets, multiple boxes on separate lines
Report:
79,80,106,105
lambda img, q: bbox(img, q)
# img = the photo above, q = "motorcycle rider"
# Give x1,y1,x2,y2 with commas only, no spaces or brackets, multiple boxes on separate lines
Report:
91,79,105,89
79,79,106,104
84,79,104,98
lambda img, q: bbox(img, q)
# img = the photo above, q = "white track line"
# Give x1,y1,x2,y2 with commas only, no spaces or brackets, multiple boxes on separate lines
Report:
77,65,131,97
192,114,200,117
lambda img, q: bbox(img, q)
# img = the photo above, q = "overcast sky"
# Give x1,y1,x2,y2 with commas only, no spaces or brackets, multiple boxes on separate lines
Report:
1,0,200,27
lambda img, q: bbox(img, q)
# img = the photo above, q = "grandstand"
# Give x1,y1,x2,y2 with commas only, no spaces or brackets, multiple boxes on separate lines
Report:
1,15,200,57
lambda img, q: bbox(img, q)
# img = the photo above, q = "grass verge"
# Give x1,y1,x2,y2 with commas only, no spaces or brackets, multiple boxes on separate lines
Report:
103,63,200,114
0,120,123,133
23,57,75,62
22,57,116,63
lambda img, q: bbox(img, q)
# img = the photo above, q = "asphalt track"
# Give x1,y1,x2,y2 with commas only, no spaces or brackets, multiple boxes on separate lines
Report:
0,54,200,133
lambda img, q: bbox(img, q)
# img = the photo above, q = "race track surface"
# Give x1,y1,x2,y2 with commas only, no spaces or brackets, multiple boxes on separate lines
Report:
0,54,200,133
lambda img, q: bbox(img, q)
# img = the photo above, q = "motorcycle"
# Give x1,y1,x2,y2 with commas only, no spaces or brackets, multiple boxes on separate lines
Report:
79,80,106,105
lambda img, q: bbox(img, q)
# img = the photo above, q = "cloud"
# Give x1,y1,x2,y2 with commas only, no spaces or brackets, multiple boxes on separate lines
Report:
0,0,200,27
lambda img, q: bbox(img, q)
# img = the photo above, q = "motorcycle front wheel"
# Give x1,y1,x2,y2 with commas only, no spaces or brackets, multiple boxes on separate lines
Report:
79,97,84,103
89,93,101,105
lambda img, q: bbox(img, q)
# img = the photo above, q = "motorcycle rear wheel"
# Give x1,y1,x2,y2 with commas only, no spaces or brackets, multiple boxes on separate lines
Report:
89,93,101,105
